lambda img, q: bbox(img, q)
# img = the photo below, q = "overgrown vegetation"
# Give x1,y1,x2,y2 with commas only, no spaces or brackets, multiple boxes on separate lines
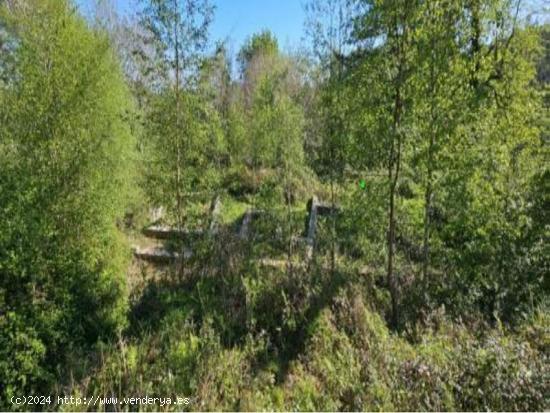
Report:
0,0,548,411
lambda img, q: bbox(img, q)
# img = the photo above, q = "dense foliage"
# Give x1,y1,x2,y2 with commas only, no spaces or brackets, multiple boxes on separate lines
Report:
0,0,135,402
0,0,547,411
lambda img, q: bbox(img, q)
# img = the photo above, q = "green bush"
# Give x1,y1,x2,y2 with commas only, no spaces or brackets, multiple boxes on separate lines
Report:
0,0,134,403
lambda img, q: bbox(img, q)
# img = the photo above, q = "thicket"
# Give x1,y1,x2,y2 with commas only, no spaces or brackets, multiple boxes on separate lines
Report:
0,0,136,403
0,0,548,411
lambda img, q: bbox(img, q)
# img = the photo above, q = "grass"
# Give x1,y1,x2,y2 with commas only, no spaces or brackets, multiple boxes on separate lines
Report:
220,196,250,225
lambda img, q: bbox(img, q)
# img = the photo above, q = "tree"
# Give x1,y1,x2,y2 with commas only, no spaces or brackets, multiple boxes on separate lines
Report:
235,31,307,199
352,0,421,327
434,1,545,320
139,0,215,274
249,68,305,263
305,0,358,275
238,30,279,76
0,0,135,400
412,0,465,282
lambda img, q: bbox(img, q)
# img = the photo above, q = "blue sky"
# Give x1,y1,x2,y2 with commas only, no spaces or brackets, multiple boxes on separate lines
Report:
212,0,306,51
77,0,308,53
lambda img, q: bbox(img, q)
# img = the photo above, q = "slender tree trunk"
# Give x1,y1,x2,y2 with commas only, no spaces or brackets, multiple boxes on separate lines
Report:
387,185,397,328
173,0,185,277
329,41,344,279
422,168,433,281
330,154,336,275
423,15,436,282
388,130,401,328
469,0,482,90
285,169,293,274
388,89,402,329
388,19,405,328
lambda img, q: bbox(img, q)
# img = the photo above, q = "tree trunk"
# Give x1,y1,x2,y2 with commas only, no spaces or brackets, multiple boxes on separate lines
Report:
469,0,482,90
330,159,336,276
423,16,436,282
388,85,402,329
286,177,293,275
387,17,405,328
173,0,185,278
422,168,432,281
